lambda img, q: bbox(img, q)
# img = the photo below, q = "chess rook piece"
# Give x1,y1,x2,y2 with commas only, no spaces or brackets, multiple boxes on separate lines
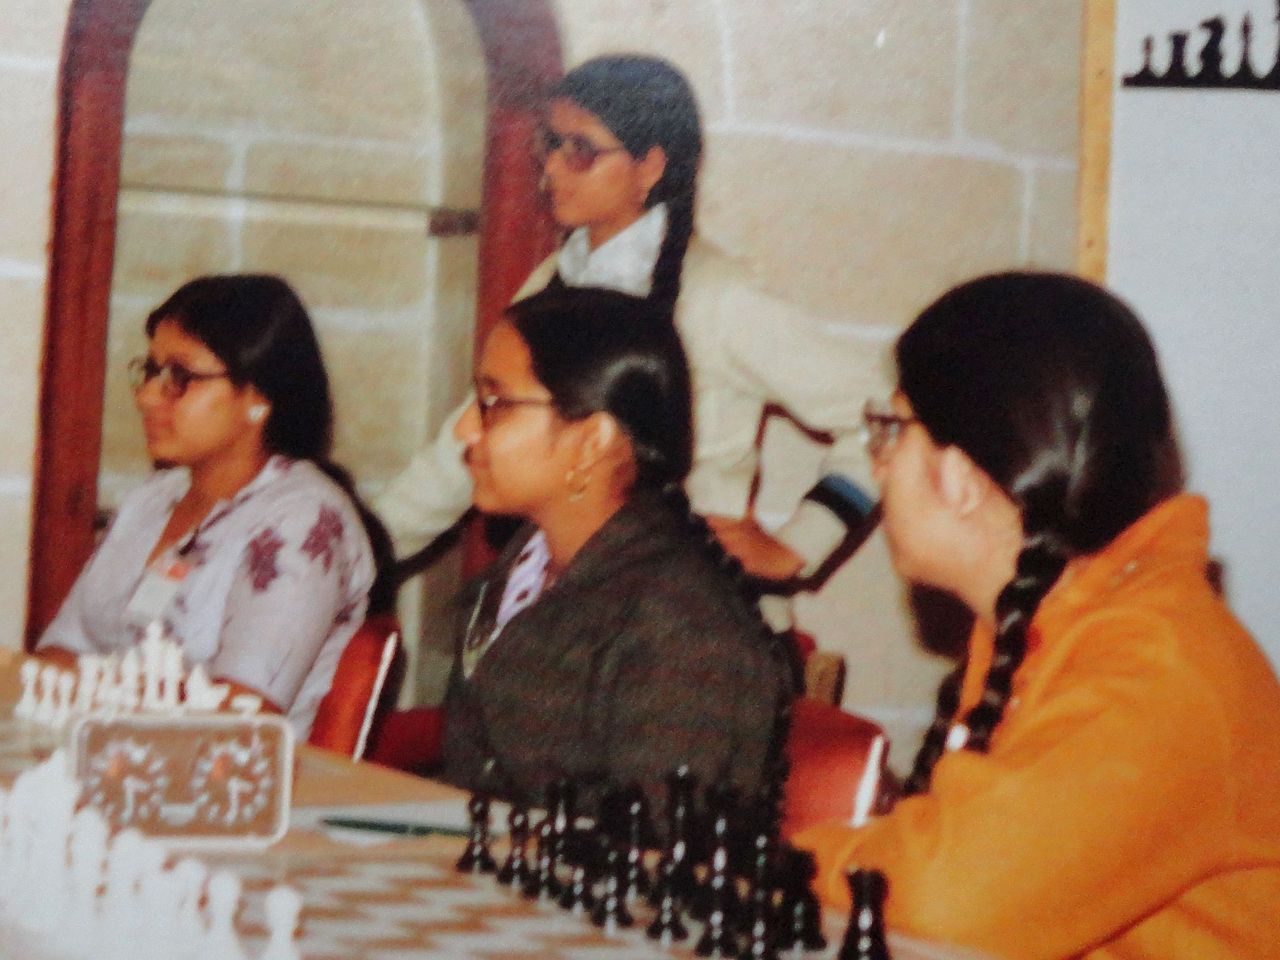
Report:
838,868,890,960
497,804,531,888
777,847,827,952
456,793,497,874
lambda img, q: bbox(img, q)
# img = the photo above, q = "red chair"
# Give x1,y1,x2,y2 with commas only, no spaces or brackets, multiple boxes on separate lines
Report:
781,696,887,838
308,613,402,760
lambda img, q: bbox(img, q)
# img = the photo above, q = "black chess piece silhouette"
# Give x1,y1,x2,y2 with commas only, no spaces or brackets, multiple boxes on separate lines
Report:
497,804,531,889
776,847,826,952
1124,35,1159,86
591,839,635,932
456,793,497,874
1164,31,1191,84
1195,16,1227,86
650,766,698,907
1266,0,1280,87
694,792,742,958
737,827,778,960
523,815,564,900
837,869,890,960
1233,15,1260,86
619,784,652,901
646,859,691,945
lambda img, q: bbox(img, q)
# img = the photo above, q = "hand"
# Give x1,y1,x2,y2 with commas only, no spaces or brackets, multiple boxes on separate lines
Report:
705,515,805,581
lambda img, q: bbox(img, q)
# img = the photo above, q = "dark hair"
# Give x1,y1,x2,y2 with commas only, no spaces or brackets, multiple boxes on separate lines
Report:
552,54,702,306
145,274,395,614
507,285,693,491
899,272,1184,795
146,274,332,461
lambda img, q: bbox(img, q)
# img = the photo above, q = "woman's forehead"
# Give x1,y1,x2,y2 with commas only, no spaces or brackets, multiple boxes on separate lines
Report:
149,317,215,361
478,322,536,384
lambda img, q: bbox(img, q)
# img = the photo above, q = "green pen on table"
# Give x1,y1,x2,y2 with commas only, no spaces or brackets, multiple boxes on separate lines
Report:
320,816,470,838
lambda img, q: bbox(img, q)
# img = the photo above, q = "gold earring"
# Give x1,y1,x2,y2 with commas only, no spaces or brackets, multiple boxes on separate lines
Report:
565,467,589,503
248,404,268,424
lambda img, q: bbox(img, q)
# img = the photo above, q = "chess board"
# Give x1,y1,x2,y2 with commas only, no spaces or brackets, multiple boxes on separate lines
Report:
212,839,841,960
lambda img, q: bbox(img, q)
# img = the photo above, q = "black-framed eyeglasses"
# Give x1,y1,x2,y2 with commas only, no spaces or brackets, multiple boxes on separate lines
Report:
475,392,556,429
862,398,919,459
533,126,627,173
128,356,231,399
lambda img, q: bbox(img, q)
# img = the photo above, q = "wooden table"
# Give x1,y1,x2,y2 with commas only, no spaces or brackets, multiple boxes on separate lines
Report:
0,651,987,960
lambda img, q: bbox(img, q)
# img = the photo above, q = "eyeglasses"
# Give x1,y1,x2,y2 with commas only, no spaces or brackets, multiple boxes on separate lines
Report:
862,398,919,459
534,126,627,173
475,392,556,429
128,356,231,399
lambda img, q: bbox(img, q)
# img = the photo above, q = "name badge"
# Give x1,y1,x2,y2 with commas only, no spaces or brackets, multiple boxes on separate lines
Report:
126,560,190,626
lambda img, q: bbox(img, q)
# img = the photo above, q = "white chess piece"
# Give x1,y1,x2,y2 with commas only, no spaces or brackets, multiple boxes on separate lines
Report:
203,869,248,960
119,648,141,711
160,642,185,712
141,623,165,711
74,655,103,716
14,660,39,719
257,885,303,960
33,664,60,725
229,693,263,716
53,671,76,728
185,664,230,712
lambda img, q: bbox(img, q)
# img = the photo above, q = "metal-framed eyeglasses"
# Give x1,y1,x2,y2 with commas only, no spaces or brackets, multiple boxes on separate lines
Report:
861,398,919,459
128,356,232,399
475,392,557,429
534,126,628,174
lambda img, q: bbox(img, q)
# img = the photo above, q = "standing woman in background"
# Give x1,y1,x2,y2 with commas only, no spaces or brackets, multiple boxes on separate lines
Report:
38,275,390,738
377,54,875,597
797,273,1280,959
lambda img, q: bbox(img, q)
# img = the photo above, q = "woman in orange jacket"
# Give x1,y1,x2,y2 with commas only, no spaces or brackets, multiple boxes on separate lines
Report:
797,272,1280,959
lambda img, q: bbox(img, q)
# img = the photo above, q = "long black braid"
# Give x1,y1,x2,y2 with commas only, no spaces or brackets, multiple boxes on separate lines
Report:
895,272,1185,795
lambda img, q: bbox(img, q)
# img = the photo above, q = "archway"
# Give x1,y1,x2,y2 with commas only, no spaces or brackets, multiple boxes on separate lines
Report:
27,0,562,645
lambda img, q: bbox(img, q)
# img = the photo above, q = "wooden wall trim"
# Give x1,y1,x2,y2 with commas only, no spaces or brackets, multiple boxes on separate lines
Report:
1078,0,1116,282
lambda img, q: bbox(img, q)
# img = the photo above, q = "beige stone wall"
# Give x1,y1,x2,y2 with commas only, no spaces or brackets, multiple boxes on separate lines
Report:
100,0,486,508
1,0,1082,768
0,0,70,651
556,0,1083,764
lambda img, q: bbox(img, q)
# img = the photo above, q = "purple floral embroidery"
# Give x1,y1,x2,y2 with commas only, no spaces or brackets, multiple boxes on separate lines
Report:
246,527,285,592
301,506,345,572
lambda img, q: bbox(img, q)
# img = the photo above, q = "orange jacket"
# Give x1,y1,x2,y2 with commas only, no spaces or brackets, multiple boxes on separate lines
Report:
797,495,1280,959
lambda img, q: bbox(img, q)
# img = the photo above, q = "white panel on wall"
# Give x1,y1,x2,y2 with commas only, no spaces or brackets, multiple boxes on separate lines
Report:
1109,0,1280,667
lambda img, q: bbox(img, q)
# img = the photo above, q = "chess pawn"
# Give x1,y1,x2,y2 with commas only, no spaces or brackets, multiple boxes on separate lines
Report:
73,655,103,716
160,642,184,711
14,660,39,719
645,858,690,946
838,868,890,960
523,815,563,901
557,857,596,915
118,648,141,711
259,884,304,960
53,671,76,728
33,664,60,725
203,869,248,960
456,793,497,874
497,805,531,889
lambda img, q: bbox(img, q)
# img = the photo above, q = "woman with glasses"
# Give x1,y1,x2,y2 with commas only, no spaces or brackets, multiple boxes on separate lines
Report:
796,273,1280,958
377,53,875,601
38,275,390,738
440,285,790,815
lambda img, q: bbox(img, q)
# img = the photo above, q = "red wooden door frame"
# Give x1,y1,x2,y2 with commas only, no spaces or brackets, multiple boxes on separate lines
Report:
26,0,561,647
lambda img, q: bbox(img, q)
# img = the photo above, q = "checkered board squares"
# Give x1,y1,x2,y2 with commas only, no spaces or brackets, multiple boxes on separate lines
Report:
219,845,840,960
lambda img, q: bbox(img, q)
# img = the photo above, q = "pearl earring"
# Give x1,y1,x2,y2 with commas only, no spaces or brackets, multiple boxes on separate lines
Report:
248,404,268,424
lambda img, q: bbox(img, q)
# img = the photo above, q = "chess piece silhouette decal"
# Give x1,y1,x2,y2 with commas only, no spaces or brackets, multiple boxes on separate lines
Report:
1123,3,1280,91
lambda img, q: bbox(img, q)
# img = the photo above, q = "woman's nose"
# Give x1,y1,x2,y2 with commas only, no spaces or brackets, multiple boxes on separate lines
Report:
133,376,165,411
454,397,483,445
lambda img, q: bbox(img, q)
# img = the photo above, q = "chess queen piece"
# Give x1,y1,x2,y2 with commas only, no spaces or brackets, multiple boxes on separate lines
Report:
838,868,890,960
456,793,497,874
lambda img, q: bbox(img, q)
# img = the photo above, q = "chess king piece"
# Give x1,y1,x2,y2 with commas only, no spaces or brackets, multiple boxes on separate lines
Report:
838,868,890,960
456,793,497,874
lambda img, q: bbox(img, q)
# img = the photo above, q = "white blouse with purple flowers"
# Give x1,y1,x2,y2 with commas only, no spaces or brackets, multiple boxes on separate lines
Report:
38,456,375,738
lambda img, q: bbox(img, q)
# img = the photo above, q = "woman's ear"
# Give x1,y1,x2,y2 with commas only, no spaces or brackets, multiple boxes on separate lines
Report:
572,411,625,471
936,446,986,518
636,146,668,202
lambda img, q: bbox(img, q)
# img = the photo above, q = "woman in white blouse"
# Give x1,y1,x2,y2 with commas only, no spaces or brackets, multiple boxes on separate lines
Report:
38,274,385,737
376,54,878,604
